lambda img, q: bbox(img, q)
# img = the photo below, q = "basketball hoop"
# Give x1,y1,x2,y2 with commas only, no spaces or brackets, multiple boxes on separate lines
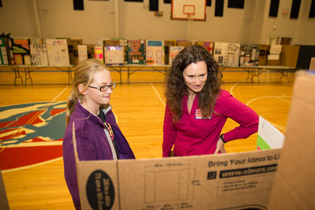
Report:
186,12,195,21
185,12,195,40
183,5,195,21
171,0,206,21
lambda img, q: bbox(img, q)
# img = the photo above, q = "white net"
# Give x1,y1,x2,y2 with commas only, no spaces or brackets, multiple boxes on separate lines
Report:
186,13,194,40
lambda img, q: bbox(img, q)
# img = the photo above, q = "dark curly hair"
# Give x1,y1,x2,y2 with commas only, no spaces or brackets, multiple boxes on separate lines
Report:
165,44,223,122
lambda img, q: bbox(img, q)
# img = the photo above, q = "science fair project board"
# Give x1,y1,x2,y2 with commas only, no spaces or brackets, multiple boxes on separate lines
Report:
227,43,241,67
146,40,164,65
169,46,184,65
213,42,228,67
46,39,70,66
239,44,259,67
124,39,146,65
30,44,48,66
104,45,125,66
73,116,284,210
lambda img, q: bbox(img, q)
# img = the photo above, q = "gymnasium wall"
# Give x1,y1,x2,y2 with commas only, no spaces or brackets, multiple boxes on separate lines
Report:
260,0,315,45
0,0,314,45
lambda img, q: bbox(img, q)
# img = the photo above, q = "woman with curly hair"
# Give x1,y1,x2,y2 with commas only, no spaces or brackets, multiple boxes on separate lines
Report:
163,44,259,157
63,59,135,209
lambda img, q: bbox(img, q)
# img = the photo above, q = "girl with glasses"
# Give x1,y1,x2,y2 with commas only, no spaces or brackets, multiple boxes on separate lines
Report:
163,45,259,157
63,59,135,209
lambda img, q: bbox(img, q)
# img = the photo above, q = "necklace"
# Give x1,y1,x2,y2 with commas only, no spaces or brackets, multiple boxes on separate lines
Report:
104,121,114,141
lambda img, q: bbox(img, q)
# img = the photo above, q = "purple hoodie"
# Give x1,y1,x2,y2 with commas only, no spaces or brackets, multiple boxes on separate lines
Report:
63,102,135,209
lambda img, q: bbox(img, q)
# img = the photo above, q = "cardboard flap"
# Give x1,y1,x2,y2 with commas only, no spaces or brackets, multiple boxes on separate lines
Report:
0,168,9,210
310,57,315,70
72,122,79,163
268,71,315,209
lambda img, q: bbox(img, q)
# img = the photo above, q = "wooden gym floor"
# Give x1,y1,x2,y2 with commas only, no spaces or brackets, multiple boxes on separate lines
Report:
0,70,295,209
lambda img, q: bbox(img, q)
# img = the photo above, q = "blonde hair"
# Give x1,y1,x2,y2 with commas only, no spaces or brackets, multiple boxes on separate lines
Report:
66,59,109,124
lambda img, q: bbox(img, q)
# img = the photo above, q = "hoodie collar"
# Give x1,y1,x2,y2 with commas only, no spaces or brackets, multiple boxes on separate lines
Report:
76,101,112,127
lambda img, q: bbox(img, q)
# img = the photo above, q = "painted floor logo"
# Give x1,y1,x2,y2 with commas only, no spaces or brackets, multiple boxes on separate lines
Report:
0,101,66,171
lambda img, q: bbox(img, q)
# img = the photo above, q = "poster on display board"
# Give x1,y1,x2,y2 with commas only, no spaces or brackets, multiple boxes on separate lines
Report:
104,45,124,66
146,40,164,65
0,37,9,65
94,46,104,63
227,43,240,67
125,39,146,65
196,41,214,55
46,39,70,66
12,38,32,65
213,42,229,66
78,45,88,63
239,44,259,67
30,44,48,66
169,46,184,65
30,37,43,45
0,37,14,65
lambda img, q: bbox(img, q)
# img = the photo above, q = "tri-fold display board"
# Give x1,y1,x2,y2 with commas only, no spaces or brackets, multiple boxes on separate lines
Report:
46,39,70,66
73,115,285,210
71,71,315,210
146,40,164,65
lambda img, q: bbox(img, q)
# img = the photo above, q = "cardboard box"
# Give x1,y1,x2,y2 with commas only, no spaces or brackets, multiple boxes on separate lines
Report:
258,44,269,65
86,44,95,59
176,40,192,48
280,45,300,67
68,38,83,65
74,116,284,210
268,71,315,210
0,168,9,210
267,59,280,66
164,40,175,65
267,45,282,66
296,45,315,69
308,57,315,71
103,40,121,47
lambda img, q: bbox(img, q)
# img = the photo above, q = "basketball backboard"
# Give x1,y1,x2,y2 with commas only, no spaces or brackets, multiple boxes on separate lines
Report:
171,0,207,21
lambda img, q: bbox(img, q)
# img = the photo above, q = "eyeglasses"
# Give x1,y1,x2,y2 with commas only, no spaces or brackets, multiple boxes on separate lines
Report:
88,83,116,92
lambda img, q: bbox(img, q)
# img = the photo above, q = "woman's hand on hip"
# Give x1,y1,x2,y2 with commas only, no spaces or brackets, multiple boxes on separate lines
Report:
214,137,227,154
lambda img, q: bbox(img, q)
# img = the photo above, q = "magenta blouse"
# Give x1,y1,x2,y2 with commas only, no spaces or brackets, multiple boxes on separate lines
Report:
163,89,259,157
